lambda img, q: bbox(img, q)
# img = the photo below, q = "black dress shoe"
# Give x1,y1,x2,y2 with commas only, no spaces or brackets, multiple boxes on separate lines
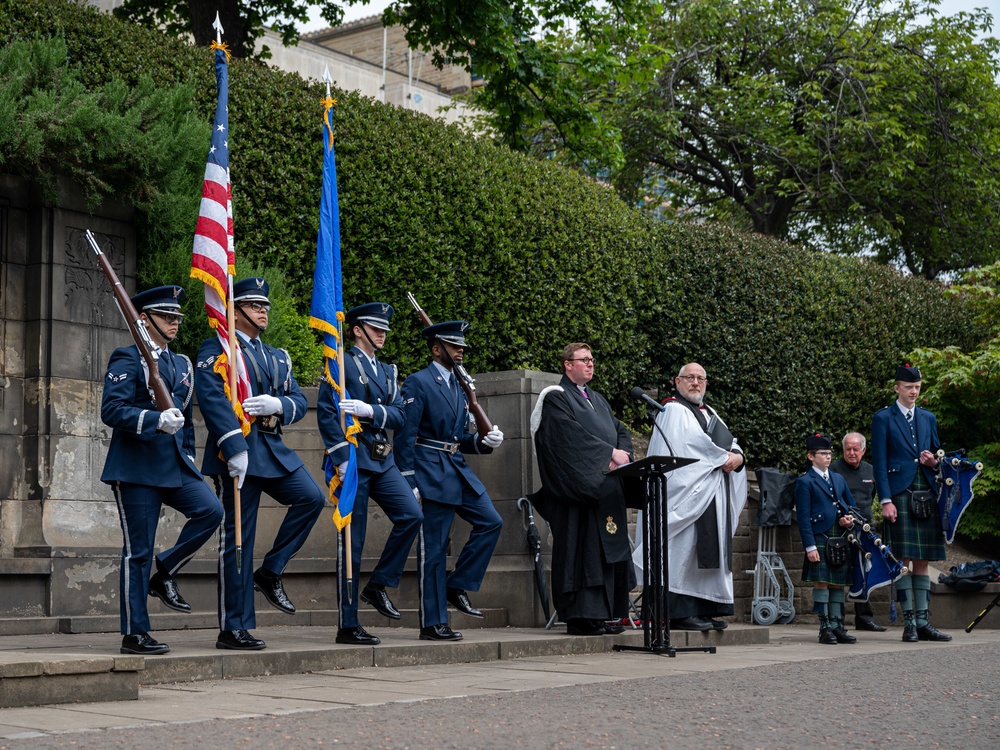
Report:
832,625,857,644
419,624,463,641
121,633,170,655
566,619,606,636
336,626,381,645
216,629,267,650
604,623,626,635
818,628,837,645
917,624,953,642
902,623,919,642
706,618,729,630
855,618,888,632
149,572,191,613
446,589,484,618
360,586,401,620
253,568,295,614
670,616,713,631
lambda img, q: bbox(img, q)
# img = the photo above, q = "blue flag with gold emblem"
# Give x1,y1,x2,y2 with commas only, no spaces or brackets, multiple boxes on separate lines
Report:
308,94,359,531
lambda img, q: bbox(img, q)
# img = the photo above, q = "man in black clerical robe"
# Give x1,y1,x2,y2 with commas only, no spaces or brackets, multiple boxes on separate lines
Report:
529,343,636,636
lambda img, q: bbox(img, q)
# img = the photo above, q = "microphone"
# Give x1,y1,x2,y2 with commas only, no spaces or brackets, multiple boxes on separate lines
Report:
630,386,666,413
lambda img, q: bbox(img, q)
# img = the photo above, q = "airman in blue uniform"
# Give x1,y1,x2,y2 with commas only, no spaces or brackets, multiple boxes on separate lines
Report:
395,321,505,641
101,286,223,655
317,302,423,645
195,278,326,650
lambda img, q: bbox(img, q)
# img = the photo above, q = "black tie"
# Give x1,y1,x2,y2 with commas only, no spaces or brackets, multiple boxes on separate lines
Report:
159,350,174,385
906,409,916,439
253,338,269,377
449,374,460,408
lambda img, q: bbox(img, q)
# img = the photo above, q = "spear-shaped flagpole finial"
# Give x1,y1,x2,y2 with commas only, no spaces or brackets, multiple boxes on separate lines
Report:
323,65,332,99
213,11,224,45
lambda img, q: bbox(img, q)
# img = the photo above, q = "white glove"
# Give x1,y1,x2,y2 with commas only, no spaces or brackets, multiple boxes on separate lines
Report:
227,450,248,489
157,407,185,434
412,486,421,501
482,425,504,448
340,399,374,419
242,394,283,416
337,461,349,482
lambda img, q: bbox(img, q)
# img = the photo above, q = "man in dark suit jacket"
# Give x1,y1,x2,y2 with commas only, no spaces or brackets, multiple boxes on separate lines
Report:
830,432,887,632
395,320,504,641
195,277,325,651
317,302,423,645
871,362,950,643
794,434,859,645
101,286,223,655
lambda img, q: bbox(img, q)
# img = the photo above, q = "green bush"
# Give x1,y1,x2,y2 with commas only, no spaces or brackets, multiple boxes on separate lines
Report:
0,0,985,476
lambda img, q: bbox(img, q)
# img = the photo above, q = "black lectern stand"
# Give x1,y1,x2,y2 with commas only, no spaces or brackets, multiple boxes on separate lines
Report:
610,456,716,657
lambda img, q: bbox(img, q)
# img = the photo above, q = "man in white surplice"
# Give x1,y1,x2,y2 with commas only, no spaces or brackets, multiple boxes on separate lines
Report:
638,362,748,631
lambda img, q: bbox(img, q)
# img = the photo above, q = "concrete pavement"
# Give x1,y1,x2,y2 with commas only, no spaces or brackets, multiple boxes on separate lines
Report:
1,623,998,747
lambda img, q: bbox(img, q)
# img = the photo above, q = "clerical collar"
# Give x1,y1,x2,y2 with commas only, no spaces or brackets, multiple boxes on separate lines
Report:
677,394,707,411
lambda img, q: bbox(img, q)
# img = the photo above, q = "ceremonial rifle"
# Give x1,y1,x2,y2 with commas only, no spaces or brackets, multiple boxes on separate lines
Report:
406,292,492,439
86,230,174,411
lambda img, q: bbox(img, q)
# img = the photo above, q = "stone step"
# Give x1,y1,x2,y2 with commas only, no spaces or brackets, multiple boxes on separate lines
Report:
0,607,512,637
0,624,769,708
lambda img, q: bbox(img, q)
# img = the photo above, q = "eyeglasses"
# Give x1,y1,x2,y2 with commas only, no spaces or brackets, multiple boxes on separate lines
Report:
243,301,271,313
678,375,708,383
814,451,833,457
567,357,596,365
152,313,184,325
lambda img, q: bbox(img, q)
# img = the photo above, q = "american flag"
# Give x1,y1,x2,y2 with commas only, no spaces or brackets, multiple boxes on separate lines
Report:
190,43,252,432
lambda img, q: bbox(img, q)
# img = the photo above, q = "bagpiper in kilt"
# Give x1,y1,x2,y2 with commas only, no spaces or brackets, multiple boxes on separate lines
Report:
871,362,951,643
795,433,859,645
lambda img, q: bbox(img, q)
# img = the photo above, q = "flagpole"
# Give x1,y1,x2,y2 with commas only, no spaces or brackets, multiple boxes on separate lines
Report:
214,11,243,573
325,66,353,605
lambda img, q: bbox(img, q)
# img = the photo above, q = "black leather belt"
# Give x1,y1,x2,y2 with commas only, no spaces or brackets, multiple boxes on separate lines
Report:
416,438,460,454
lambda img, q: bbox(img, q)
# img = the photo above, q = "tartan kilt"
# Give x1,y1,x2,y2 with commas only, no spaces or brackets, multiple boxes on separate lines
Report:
802,529,853,586
884,470,946,562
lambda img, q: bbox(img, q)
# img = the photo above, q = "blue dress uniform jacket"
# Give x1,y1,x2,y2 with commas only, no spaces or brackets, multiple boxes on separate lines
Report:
101,345,222,636
395,363,501,628
394,365,493,502
317,348,422,629
101,346,198,485
195,334,325,631
871,403,941,503
196,336,307,478
794,469,858,551
319,348,405,471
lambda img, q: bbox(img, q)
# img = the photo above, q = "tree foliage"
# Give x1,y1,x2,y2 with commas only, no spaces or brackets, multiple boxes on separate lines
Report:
0,0,987,478
113,0,347,59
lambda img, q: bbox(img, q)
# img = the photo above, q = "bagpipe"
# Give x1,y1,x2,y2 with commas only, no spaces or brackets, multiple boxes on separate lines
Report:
935,449,983,544
832,496,908,602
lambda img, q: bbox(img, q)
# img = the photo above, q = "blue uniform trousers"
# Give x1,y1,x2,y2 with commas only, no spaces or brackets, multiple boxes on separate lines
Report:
112,473,223,635
215,466,325,630
417,490,502,628
338,467,423,628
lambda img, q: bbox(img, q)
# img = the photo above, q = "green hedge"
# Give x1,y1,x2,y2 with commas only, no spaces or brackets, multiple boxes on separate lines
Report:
0,0,986,470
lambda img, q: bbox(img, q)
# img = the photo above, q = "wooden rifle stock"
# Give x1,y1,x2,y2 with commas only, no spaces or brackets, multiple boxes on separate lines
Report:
406,292,492,439
85,230,174,411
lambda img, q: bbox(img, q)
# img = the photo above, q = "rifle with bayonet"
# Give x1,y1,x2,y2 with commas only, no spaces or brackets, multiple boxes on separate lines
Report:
86,230,174,410
406,292,492,439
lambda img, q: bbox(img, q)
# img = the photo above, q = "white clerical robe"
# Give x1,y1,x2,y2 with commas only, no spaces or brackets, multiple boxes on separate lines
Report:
634,400,748,604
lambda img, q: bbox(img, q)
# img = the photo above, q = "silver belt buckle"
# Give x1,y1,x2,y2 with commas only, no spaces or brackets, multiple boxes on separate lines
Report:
446,442,459,454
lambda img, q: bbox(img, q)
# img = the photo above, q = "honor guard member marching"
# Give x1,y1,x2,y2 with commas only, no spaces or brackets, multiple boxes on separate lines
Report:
871,362,951,642
795,434,859,645
317,302,423,645
195,277,326,650
395,320,505,641
101,286,224,655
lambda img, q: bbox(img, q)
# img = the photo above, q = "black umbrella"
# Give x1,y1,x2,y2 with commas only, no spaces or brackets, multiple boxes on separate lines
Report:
517,496,551,622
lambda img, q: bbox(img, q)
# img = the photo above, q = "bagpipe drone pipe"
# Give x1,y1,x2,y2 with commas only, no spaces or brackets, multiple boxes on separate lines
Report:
832,496,908,602
935,449,983,545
